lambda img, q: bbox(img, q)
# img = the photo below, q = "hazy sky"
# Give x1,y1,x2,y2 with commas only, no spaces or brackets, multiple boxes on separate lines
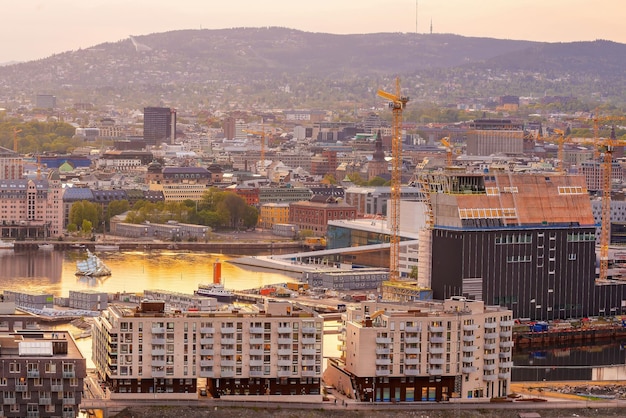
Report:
3,0,624,63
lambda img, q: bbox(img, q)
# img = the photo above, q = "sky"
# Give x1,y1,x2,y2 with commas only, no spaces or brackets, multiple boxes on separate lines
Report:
2,0,625,63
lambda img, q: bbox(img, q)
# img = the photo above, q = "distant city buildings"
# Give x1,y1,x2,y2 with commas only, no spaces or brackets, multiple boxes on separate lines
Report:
143,107,176,146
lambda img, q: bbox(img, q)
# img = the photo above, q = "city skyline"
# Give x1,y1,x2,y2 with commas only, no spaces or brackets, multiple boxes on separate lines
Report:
2,0,625,63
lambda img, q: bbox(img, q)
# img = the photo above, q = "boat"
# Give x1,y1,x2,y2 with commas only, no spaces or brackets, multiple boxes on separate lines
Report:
38,243,54,251
0,241,14,251
94,244,120,252
195,259,235,303
75,249,112,277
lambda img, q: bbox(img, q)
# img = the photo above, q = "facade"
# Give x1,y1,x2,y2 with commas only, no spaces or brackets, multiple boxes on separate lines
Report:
35,94,57,109
259,203,290,229
92,300,323,400
423,170,601,320
0,147,23,180
0,329,86,418
325,298,513,402
258,186,313,205
143,107,176,146
466,119,524,156
147,164,213,201
0,172,64,239
344,186,423,217
111,221,209,241
289,196,357,237
581,160,623,192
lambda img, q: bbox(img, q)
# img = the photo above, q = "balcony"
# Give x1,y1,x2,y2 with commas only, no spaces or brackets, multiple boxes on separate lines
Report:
484,352,498,361
62,397,75,405
484,363,497,371
483,374,497,382
499,352,511,360
278,338,292,345
462,354,475,362
301,348,316,355
152,370,166,378
26,412,39,418
249,359,263,367
429,357,445,365
500,320,514,327
430,336,445,344
63,371,76,379
404,367,420,376
375,337,391,344
302,326,317,334
221,360,235,367
200,327,215,334
278,359,292,367
277,348,291,356
376,347,390,355
38,396,52,405
463,324,478,331
278,326,292,334
498,372,511,379
338,345,346,352
151,337,166,345
428,367,443,376
63,412,75,418
484,343,496,350
221,370,235,378
484,322,497,329
405,357,419,365
151,326,165,333
375,358,391,366
278,370,291,377
302,370,317,377
249,326,264,334
462,335,475,342
302,337,316,345
405,326,420,333
15,384,27,392
500,341,514,348
500,361,513,368
462,366,477,374
405,347,420,355
249,348,264,356
375,368,390,376
2,397,15,405
151,360,166,367
200,348,214,356
220,326,235,334
27,370,40,378
199,369,214,378
250,370,264,377
151,349,166,356
302,359,316,367
249,337,264,345
405,336,420,344
429,347,445,354
221,338,236,345
484,332,498,339
500,331,512,338
200,360,214,367
429,326,444,333
221,349,236,356
462,345,477,353
51,384,63,392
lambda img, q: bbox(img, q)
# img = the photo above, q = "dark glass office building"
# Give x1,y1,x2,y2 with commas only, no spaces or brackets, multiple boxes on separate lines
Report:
143,107,176,146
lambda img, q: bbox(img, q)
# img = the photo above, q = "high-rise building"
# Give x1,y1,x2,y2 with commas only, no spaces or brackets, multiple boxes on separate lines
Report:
92,299,324,400
325,298,513,402
143,107,176,146
35,94,56,109
466,119,524,156
0,146,23,180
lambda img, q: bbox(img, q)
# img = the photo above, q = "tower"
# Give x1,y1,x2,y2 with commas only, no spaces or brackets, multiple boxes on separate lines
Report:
143,107,176,146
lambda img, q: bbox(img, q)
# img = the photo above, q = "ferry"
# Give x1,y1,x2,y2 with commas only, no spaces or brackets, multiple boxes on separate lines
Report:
195,260,234,303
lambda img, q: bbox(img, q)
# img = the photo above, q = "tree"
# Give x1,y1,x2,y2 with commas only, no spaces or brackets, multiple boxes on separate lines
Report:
81,219,93,236
217,192,247,229
242,206,259,229
106,200,130,226
69,201,101,232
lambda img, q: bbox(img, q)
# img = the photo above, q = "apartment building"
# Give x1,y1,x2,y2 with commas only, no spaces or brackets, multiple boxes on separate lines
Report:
289,196,357,237
325,298,513,402
0,330,86,418
259,203,290,229
0,147,23,180
92,299,323,400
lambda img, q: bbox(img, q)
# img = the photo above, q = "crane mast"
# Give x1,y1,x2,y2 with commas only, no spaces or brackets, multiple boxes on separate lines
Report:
377,78,409,282
13,128,22,153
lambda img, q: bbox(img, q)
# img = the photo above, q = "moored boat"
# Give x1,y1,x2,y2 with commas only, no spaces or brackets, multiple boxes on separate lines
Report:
0,241,14,251
195,260,234,303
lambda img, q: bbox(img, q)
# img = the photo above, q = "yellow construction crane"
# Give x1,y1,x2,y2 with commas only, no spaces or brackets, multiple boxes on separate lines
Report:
13,128,22,153
440,137,453,167
377,78,409,282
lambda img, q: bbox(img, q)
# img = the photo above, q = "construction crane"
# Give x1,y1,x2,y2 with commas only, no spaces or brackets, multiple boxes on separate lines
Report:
243,124,269,176
440,137,453,166
13,128,22,153
377,78,409,282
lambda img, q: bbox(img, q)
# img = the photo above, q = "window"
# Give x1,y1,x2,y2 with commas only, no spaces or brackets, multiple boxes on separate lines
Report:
9,363,19,373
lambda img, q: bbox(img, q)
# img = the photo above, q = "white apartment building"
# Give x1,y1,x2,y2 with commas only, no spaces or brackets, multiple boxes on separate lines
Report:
324,298,513,402
92,299,323,400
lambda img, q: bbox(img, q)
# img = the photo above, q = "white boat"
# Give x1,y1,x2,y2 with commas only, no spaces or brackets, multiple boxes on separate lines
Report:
94,244,120,252
0,241,14,251
76,249,112,277
38,243,54,251
195,260,234,303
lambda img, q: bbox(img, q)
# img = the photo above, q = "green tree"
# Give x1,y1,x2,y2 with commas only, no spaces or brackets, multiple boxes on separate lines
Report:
242,206,259,229
66,223,78,233
70,201,101,232
217,193,247,229
81,219,93,236
106,200,130,223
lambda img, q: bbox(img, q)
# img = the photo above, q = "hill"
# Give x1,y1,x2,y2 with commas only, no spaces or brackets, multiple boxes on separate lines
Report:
0,27,624,110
